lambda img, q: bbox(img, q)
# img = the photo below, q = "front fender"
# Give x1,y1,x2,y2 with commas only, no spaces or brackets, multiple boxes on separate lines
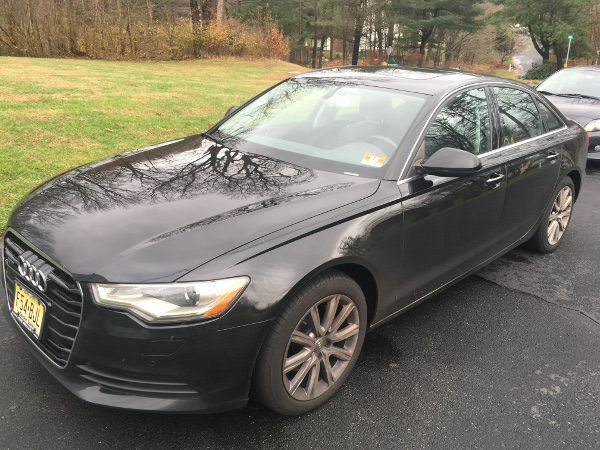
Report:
180,181,406,330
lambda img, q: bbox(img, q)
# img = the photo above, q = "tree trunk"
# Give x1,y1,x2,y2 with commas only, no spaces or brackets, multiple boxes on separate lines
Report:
329,38,333,61
386,22,395,48
554,43,564,70
190,0,201,56
418,27,434,67
318,35,325,68
145,0,153,25
311,0,317,68
529,27,550,63
343,39,347,64
351,0,365,66
202,0,215,25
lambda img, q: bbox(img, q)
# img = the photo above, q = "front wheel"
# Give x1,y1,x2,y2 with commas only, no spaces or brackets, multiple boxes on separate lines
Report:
252,271,367,415
526,176,575,253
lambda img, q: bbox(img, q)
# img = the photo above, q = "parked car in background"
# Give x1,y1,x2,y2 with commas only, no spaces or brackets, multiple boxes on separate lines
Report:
2,67,588,415
537,66,600,159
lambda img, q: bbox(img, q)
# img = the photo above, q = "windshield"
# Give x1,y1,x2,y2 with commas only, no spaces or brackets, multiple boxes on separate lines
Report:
538,69,600,99
214,78,427,177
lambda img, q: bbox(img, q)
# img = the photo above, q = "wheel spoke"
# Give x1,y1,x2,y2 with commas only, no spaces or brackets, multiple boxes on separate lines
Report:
551,222,560,244
322,355,335,385
305,360,321,398
289,357,315,395
290,329,315,348
324,345,353,361
329,303,355,335
321,295,339,334
561,194,572,211
553,199,561,212
548,220,559,240
309,305,324,336
284,348,312,374
329,323,359,342
559,188,567,208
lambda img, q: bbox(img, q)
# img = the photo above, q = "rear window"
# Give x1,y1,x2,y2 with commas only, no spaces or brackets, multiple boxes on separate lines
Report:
537,102,563,131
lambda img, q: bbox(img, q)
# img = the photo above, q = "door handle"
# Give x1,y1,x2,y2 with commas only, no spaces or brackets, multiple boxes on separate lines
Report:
485,173,504,187
547,151,559,162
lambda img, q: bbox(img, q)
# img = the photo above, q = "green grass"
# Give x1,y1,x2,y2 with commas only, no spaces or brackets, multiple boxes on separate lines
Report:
493,69,515,79
0,57,307,234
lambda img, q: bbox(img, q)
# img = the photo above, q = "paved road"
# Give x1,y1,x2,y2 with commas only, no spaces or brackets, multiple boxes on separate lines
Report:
513,31,543,76
1,165,599,449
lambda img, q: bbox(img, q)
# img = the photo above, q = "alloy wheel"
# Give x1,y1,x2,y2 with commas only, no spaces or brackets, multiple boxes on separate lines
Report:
547,185,573,246
282,294,360,401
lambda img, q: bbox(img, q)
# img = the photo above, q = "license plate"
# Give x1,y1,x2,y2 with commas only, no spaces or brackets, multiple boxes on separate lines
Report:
12,283,46,339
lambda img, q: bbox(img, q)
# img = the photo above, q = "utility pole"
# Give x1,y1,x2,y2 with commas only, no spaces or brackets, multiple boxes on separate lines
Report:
565,34,573,68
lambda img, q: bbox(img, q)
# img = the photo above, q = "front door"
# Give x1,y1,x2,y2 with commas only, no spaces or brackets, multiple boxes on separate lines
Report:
388,87,507,317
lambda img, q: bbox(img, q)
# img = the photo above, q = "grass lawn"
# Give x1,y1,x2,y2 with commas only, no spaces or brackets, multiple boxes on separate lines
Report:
493,69,515,79
0,57,306,234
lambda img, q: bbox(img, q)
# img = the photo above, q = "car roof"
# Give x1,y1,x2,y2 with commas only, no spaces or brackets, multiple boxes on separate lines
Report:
292,66,526,96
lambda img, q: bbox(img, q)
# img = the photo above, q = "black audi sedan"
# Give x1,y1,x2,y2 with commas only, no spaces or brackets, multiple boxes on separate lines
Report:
537,66,600,159
1,67,587,415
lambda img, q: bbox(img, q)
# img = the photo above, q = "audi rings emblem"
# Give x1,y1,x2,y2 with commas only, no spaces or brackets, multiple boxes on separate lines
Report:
18,254,52,293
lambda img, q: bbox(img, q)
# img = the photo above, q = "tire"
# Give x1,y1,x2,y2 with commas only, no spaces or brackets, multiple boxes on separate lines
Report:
525,176,575,254
252,270,367,415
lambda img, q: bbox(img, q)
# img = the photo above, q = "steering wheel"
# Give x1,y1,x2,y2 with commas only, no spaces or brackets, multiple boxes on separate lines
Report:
363,135,397,153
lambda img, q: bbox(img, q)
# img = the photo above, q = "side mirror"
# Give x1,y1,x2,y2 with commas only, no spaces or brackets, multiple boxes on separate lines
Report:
224,105,239,117
415,147,482,177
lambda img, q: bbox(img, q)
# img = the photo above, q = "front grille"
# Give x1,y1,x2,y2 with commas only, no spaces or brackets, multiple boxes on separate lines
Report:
78,364,200,397
3,232,82,368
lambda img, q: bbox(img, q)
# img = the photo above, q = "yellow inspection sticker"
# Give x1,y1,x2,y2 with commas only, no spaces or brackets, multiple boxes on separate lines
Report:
361,153,386,167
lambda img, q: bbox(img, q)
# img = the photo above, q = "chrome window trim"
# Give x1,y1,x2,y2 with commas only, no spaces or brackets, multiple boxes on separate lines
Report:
477,126,566,160
397,81,568,184
3,228,84,370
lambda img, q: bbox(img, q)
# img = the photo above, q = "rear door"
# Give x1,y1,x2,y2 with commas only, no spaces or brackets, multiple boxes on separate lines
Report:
491,87,563,248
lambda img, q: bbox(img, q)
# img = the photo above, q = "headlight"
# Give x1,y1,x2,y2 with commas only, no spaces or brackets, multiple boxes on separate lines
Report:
91,277,249,323
584,119,600,132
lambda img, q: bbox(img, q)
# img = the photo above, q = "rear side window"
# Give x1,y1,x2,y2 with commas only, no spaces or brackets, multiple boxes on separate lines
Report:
494,87,542,146
537,101,563,131
424,88,491,157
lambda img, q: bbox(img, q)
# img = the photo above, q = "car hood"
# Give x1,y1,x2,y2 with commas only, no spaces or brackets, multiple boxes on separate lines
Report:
9,135,380,283
542,94,600,126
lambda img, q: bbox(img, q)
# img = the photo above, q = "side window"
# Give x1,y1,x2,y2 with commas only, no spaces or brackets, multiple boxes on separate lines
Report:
537,101,563,131
424,88,491,158
494,87,542,146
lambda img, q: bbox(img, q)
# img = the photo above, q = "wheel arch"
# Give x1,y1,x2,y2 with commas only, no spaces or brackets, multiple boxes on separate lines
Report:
270,260,380,328
566,169,581,201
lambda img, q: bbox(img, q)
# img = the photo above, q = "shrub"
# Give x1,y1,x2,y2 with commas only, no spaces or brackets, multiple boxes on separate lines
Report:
522,63,555,80
362,51,383,65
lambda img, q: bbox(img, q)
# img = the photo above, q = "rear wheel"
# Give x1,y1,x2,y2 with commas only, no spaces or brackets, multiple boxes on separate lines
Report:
526,176,575,253
252,271,367,415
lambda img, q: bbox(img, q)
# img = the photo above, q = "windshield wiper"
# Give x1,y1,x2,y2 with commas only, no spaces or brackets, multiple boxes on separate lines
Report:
547,92,600,100
201,132,224,146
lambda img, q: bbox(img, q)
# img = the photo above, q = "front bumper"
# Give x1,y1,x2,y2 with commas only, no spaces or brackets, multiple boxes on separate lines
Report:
1,260,272,413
